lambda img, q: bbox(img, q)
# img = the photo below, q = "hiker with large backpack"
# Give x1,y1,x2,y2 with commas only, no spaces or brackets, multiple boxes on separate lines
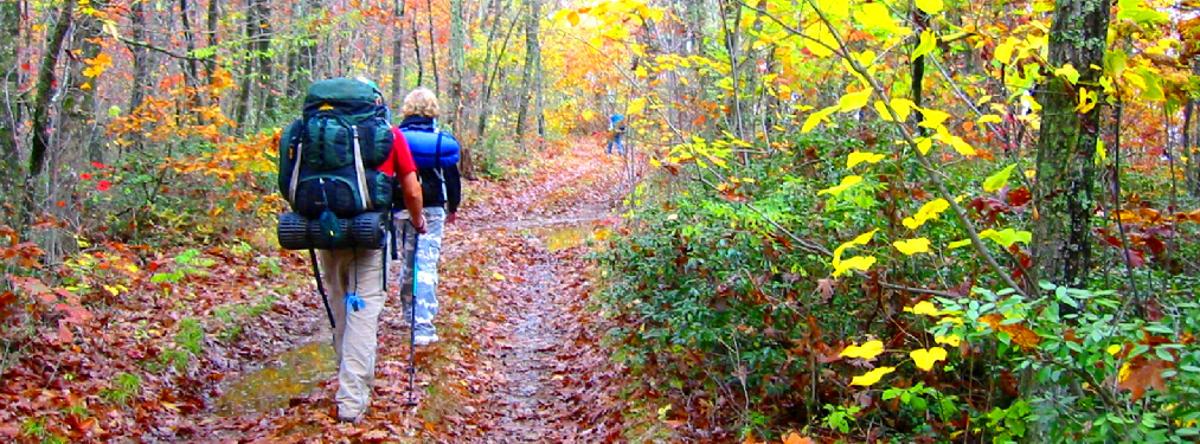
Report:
275,77,425,423
393,87,462,347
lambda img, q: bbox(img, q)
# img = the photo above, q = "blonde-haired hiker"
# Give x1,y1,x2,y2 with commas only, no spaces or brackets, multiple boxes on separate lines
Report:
395,87,462,346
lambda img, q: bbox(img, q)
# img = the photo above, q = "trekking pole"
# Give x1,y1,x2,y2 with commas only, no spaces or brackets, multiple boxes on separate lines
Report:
308,249,337,331
403,231,421,407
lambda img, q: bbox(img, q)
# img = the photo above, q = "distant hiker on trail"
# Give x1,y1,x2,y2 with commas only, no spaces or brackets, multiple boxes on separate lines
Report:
395,87,462,347
606,113,626,155
275,77,425,423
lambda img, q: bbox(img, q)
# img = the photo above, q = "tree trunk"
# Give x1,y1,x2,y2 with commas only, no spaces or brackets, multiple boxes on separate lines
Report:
235,0,260,132
179,0,201,89
411,12,424,87
425,0,440,94
515,0,540,138
206,0,220,79
64,0,105,163
129,0,150,115
1031,0,1110,291
0,0,23,196
21,0,76,231
448,0,465,132
390,0,407,106
252,0,275,125
473,0,506,141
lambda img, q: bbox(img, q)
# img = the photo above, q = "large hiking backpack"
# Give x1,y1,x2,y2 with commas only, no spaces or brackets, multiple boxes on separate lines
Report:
276,78,395,250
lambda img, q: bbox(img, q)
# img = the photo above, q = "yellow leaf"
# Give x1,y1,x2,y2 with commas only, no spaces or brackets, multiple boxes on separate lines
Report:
567,10,581,26
1107,344,1122,356
817,175,863,196
1119,362,1131,382
627,98,648,116
846,151,885,169
801,105,838,133
873,100,894,121
850,366,896,386
1075,87,1098,113
947,239,972,250
803,22,837,58
917,107,951,130
82,52,112,78
1054,63,1080,84
915,0,944,14
104,285,120,297
840,340,885,360
915,137,934,155
856,3,908,37
833,228,878,258
912,29,937,60
935,335,962,347
910,347,948,371
890,98,915,121
994,38,1016,65
491,272,507,281
892,237,931,255
902,198,950,229
581,110,595,121
976,114,1002,124
903,300,941,317
838,89,872,112
935,130,976,156
833,255,876,277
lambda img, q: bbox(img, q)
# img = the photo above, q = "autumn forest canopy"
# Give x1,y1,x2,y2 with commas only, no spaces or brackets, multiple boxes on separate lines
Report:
2,0,1200,441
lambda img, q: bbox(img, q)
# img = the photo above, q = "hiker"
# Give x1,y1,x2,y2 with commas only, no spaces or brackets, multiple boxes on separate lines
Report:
394,87,462,347
276,77,425,423
606,113,626,155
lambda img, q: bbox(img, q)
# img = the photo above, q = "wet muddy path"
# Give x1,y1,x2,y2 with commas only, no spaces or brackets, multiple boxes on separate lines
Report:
194,142,634,442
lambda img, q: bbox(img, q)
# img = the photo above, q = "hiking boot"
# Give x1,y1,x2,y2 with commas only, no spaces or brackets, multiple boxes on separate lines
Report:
337,408,365,424
414,333,439,346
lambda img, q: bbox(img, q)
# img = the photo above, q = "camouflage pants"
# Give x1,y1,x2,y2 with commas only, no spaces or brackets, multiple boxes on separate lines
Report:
392,207,445,337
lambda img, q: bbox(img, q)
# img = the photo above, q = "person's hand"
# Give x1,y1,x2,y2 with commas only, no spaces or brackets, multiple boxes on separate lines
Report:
411,213,427,234
445,212,457,225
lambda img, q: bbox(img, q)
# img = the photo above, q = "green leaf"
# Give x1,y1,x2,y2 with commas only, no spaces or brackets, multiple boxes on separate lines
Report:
1117,0,1168,25
983,164,1017,192
978,228,1032,248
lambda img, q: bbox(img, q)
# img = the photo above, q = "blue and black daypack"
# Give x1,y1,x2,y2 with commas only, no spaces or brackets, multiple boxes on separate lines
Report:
276,78,395,250
400,121,460,169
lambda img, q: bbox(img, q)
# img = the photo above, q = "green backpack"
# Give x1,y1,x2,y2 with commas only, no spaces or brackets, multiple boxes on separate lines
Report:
276,78,395,250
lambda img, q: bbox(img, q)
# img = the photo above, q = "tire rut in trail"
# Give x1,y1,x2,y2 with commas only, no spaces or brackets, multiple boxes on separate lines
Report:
488,238,576,441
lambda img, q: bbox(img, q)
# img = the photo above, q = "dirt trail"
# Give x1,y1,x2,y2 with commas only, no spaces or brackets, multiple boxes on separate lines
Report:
196,140,633,442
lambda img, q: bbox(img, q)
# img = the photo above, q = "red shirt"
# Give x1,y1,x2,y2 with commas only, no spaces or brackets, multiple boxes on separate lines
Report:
377,127,417,177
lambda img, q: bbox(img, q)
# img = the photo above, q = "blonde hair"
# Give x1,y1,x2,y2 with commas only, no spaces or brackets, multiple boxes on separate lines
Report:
401,87,439,118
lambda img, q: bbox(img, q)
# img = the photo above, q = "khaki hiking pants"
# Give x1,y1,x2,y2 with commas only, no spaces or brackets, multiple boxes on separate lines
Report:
316,248,386,419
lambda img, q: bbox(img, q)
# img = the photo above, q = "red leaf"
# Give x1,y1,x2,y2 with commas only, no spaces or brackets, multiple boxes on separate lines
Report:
57,320,74,343
1006,187,1031,207
96,180,112,191
1118,358,1171,401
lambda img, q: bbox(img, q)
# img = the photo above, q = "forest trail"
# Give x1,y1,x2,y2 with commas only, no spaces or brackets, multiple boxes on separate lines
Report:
196,140,633,442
